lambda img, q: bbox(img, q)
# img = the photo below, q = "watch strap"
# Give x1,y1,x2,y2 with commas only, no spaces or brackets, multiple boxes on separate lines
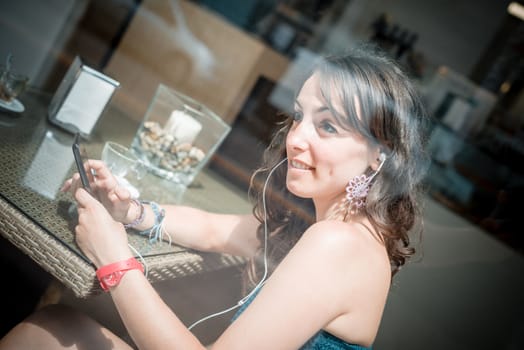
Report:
96,257,144,292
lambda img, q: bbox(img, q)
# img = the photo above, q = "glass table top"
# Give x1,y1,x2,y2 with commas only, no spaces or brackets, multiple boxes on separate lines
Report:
0,88,250,265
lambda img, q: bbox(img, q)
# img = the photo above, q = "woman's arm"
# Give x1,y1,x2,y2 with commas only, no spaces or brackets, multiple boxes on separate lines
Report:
74,189,204,349
131,203,260,257
112,270,205,349
64,160,260,257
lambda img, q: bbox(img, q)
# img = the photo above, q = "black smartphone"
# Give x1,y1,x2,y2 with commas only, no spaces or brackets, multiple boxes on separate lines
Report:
72,133,92,194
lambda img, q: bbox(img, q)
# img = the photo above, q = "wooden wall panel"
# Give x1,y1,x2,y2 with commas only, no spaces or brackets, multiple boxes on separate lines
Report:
105,0,288,124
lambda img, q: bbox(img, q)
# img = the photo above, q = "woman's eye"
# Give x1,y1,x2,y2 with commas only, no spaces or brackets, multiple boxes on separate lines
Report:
320,120,337,134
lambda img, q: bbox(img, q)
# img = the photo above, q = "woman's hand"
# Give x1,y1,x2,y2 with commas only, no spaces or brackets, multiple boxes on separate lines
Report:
74,188,133,268
62,160,134,224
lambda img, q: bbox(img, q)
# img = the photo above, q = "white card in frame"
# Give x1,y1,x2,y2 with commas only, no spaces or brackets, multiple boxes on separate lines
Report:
48,56,120,137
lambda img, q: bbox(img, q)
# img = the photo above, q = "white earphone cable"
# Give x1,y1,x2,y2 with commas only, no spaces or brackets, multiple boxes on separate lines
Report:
128,243,148,278
187,157,287,331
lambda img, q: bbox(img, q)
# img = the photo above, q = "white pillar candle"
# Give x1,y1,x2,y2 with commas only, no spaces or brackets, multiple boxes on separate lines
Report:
164,110,202,144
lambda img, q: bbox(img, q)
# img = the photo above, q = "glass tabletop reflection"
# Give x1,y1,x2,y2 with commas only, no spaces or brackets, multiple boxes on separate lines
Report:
0,88,234,265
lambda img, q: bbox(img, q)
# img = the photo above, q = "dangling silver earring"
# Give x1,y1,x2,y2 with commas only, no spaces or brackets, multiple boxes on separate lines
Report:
346,153,386,213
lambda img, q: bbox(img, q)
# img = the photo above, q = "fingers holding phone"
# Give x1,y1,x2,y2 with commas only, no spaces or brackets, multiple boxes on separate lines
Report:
66,134,135,223
72,133,95,195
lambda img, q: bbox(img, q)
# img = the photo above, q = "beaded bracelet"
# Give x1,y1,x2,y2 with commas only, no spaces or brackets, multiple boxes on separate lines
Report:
136,201,168,244
123,199,145,229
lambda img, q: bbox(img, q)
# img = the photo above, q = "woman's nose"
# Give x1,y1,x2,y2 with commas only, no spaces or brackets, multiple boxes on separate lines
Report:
287,122,310,151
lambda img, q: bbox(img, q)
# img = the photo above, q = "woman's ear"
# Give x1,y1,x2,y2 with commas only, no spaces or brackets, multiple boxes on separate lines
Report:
369,149,386,171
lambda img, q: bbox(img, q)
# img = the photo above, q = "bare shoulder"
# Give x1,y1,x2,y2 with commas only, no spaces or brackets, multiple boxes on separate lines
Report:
294,220,391,292
299,220,388,263
267,219,392,344
296,220,391,344
269,219,391,288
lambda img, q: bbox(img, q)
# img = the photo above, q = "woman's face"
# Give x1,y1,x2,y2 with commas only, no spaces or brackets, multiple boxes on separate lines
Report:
286,73,377,204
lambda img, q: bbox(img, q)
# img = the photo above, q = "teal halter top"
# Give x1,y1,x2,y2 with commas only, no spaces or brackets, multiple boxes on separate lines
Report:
233,289,372,350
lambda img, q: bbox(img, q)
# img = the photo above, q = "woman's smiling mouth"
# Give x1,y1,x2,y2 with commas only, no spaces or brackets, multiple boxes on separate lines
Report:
290,159,314,170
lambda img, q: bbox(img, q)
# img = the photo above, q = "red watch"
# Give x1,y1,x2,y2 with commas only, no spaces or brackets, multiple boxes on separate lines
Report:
96,258,144,292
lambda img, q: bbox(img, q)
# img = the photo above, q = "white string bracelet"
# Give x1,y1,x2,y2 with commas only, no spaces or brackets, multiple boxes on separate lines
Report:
135,201,171,244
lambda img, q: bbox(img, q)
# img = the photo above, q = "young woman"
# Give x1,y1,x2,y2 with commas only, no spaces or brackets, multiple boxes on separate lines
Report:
0,44,428,349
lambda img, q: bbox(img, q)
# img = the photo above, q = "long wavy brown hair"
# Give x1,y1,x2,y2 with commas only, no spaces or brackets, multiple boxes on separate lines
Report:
245,44,429,288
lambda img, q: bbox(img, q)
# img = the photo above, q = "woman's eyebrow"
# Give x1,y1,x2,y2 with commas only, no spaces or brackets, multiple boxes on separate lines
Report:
315,106,330,113
293,101,330,114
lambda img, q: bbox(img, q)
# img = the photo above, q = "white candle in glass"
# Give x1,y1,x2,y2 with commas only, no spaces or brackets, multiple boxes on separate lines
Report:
164,110,202,144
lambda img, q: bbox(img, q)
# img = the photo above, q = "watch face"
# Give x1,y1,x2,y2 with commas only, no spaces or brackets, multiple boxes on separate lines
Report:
103,271,122,287
97,259,144,291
